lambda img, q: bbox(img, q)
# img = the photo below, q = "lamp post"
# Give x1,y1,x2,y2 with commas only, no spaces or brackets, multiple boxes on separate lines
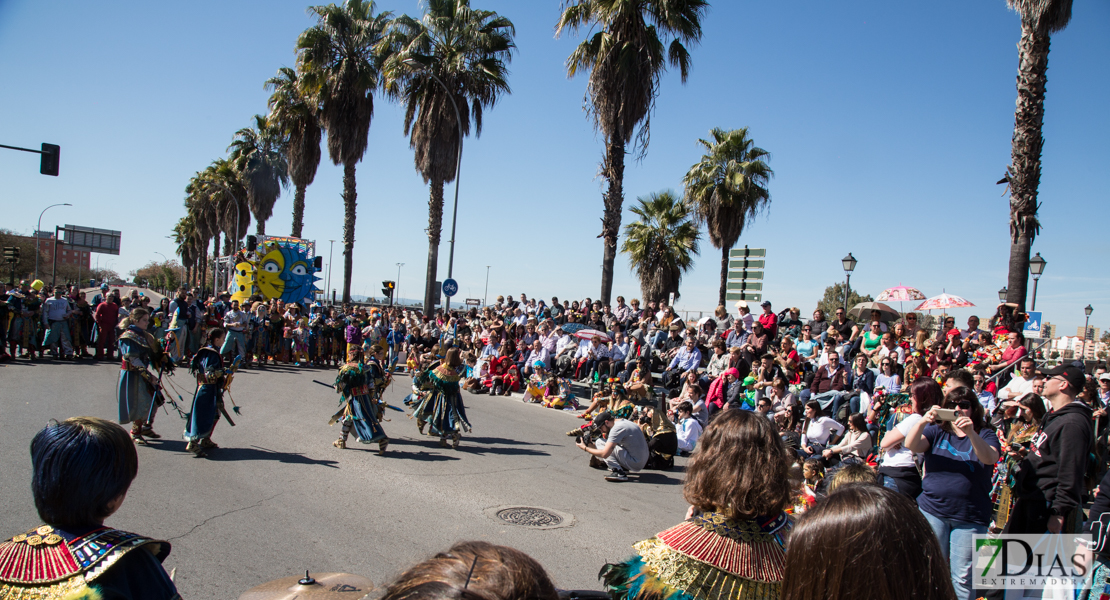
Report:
408,61,464,314
841,253,857,310
327,240,335,306
1028,252,1046,311
998,287,1008,303
396,262,405,306
34,203,71,281
1084,305,1094,356
484,265,490,307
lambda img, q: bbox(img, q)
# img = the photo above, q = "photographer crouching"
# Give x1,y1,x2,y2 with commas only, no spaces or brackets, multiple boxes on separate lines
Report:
575,411,649,482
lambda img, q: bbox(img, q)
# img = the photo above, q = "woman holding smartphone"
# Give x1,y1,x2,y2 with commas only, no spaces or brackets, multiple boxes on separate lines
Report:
904,386,1001,600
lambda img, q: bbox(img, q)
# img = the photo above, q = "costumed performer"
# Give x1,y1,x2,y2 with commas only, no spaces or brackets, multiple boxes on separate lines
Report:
411,347,471,449
117,307,172,444
0,417,179,600
184,327,233,457
330,345,389,454
600,410,792,600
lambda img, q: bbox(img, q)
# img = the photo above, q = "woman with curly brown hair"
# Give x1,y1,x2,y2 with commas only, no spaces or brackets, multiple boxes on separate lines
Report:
380,541,558,600
600,410,793,600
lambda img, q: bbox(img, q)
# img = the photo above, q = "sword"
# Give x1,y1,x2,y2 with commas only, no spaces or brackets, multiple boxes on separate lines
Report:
218,401,237,427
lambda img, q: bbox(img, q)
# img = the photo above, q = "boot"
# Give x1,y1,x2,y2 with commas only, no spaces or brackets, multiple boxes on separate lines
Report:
141,426,161,439
378,439,389,455
130,430,147,445
333,438,346,449
418,421,427,435
439,436,449,448
451,433,461,450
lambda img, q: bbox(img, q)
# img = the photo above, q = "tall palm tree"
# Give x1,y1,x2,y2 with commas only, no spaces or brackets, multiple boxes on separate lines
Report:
199,159,251,253
1000,0,1073,312
229,114,290,236
185,173,215,293
383,0,514,315
683,127,773,306
266,67,323,238
620,190,700,305
172,215,199,286
297,0,393,304
556,0,708,306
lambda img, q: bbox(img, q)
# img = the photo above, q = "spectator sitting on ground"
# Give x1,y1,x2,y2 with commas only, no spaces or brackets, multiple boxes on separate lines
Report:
822,413,873,464
800,400,845,459
782,485,957,600
600,410,792,600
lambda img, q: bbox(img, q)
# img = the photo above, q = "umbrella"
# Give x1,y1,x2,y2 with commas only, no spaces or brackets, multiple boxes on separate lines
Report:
560,323,587,334
848,301,900,322
697,316,714,326
574,328,611,342
876,285,926,302
915,294,975,312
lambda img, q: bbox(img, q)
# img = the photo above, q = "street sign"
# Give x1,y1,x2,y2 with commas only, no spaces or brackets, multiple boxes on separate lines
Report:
465,298,481,306
442,278,458,298
60,225,121,255
1024,311,1042,338
728,259,765,270
729,247,766,258
726,270,763,281
726,281,763,291
668,292,675,307
725,292,762,302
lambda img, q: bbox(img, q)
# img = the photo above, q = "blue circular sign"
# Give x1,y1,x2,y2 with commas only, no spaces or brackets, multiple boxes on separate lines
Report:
442,278,459,297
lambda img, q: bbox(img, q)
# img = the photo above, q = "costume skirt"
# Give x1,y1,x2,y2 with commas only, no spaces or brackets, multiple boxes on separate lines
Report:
118,370,155,423
185,383,221,441
413,390,472,436
342,393,388,443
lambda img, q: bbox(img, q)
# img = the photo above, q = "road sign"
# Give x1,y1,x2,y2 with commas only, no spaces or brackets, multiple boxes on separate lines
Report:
60,225,121,255
442,278,458,298
726,292,762,302
726,270,763,281
726,281,763,291
1024,312,1042,338
465,298,481,306
728,259,765,270
729,247,766,258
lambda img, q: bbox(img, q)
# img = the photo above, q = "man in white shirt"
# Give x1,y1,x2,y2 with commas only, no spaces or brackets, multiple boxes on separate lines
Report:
41,287,74,358
554,331,578,377
960,315,982,341
997,357,1036,401
220,299,249,361
522,340,551,377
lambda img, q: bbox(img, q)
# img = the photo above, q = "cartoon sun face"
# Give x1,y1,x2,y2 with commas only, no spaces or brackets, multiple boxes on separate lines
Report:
256,245,286,299
278,245,316,304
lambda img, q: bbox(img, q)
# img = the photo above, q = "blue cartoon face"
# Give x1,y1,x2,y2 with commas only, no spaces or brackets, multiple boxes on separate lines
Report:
277,244,318,305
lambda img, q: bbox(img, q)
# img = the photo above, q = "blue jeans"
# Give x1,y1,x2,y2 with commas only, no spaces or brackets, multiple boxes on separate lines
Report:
920,508,985,600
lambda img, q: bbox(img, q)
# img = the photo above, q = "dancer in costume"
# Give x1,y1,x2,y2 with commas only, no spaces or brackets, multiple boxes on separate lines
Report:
330,346,390,454
117,308,173,444
0,417,179,600
600,411,792,600
185,328,232,457
412,348,471,449
989,392,1046,532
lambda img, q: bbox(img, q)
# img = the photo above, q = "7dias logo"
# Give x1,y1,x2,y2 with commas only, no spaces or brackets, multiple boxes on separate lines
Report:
974,534,1092,590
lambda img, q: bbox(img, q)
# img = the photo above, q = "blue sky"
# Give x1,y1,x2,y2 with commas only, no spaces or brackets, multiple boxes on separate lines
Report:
1,0,1107,334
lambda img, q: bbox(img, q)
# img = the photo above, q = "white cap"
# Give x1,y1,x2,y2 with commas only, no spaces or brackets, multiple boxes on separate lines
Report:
734,300,748,310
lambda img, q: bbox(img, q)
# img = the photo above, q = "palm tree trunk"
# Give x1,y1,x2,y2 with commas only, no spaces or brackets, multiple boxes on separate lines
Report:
291,185,306,238
255,216,266,236
341,160,357,304
199,242,209,294
599,135,625,306
423,176,445,316
1006,22,1051,313
719,246,729,307
212,232,221,297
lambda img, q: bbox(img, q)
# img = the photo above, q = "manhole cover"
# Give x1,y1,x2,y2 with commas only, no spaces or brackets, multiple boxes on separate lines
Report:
485,505,575,530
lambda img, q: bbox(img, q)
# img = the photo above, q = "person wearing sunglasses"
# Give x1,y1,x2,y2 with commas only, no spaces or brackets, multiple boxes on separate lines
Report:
904,386,1000,600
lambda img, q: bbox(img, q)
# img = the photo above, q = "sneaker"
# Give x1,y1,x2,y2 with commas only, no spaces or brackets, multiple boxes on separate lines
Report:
130,431,147,446
604,469,629,482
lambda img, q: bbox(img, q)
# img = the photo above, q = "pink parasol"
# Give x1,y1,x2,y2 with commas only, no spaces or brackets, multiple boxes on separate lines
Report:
914,294,975,311
876,285,926,302
574,328,612,342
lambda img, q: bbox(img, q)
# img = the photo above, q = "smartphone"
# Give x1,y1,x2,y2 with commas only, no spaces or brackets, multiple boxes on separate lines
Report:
934,408,958,422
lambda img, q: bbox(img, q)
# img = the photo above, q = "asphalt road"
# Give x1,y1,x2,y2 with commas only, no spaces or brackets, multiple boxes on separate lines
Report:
0,359,689,599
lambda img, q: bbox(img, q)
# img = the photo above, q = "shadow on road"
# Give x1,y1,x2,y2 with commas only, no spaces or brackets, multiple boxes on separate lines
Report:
632,471,684,486
202,445,341,468
464,436,557,447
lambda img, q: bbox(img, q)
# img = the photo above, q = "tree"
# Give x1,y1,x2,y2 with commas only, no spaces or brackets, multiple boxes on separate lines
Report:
229,115,290,236
556,0,708,306
0,229,48,282
683,127,773,306
266,67,323,238
173,215,201,286
297,0,394,304
999,0,1073,313
815,283,874,323
620,190,700,305
130,261,183,294
1050,350,1060,359
383,0,514,315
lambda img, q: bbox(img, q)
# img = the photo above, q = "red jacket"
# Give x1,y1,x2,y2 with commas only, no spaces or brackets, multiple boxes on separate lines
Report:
94,301,120,327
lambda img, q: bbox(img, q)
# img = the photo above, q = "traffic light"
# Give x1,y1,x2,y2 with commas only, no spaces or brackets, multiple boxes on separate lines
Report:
3,247,19,262
40,143,59,176
382,280,395,305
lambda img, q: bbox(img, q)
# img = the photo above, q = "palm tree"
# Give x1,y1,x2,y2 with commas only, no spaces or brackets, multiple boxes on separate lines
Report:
229,114,290,236
184,174,215,293
620,190,700,305
199,159,250,253
383,0,514,315
172,215,199,286
556,0,708,306
297,0,393,304
1000,0,1073,312
683,127,773,306
266,67,323,238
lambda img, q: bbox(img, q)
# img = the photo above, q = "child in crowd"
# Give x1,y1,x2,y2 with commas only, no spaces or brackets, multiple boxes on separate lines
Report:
802,458,825,496
291,317,309,365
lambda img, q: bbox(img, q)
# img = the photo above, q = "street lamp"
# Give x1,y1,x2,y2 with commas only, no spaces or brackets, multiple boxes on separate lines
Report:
841,253,857,310
406,60,464,314
998,287,1008,303
484,265,491,307
327,240,335,305
1084,305,1094,344
34,203,71,281
396,262,405,306
1028,252,1046,311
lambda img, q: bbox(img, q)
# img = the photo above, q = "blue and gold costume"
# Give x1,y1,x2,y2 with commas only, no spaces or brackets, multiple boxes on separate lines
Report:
330,360,390,454
184,346,228,456
0,524,178,600
117,326,171,442
412,363,472,449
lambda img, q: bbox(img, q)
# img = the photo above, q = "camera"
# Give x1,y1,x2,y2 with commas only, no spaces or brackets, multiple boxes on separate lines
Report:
569,422,601,446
